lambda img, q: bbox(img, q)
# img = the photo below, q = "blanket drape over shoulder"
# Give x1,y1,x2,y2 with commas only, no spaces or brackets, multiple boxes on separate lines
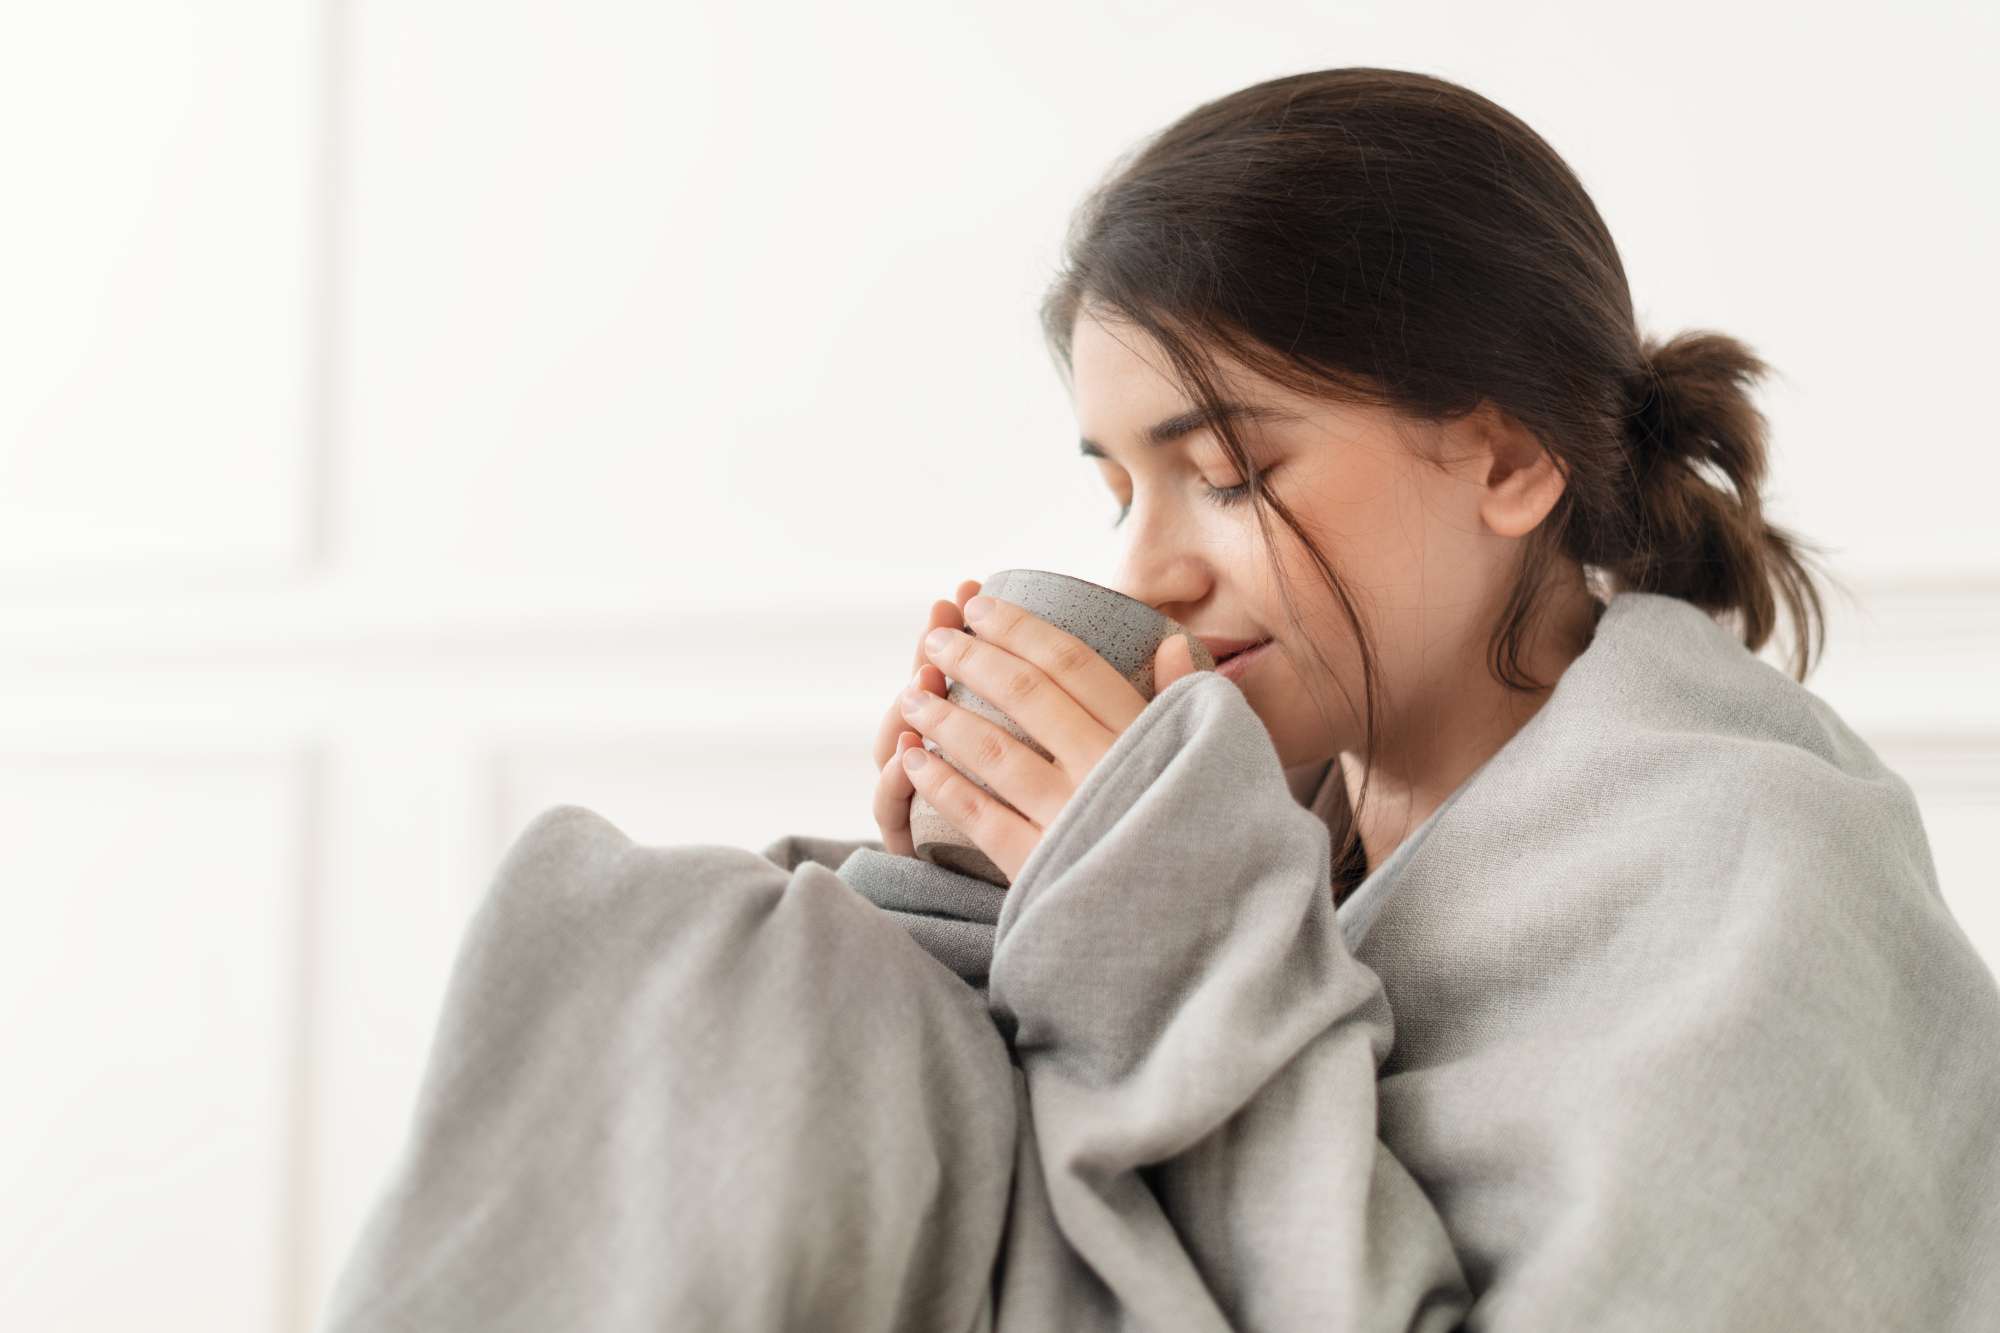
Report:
317,591,2000,1331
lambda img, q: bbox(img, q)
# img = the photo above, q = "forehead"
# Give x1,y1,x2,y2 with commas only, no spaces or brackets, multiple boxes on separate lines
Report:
1071,313,1250,398
1069,309,1432,461
1070,312,1318,433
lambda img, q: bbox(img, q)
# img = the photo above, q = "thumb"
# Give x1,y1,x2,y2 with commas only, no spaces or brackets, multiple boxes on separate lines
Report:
1154,632,1198,694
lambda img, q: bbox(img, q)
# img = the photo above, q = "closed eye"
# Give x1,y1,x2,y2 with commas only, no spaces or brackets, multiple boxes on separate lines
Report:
1111,475,1257,529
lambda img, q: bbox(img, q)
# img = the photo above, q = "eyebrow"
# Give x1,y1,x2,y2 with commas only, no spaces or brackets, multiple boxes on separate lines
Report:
1078,402,1300,459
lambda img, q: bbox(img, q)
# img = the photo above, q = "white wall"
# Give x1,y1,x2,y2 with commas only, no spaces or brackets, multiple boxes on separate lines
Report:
1,1,1993,1328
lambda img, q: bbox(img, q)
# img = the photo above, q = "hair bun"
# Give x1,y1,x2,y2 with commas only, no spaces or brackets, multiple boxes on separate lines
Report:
1625,359,1671,456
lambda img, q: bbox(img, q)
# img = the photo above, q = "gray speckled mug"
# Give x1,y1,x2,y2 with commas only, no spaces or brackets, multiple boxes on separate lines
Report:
908,568,1217,887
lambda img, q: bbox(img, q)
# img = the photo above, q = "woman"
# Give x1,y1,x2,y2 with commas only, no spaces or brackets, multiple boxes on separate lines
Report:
320,68,2000,1330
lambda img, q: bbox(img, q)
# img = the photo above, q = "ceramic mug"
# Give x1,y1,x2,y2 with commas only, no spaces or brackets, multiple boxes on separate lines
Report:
907,568,1217,886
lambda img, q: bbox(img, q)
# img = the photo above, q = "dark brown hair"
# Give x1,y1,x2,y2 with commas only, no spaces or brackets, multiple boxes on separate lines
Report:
1037,67,1844,902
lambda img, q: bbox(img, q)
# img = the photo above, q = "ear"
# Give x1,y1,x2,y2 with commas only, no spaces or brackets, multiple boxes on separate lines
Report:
1471,404,1570,539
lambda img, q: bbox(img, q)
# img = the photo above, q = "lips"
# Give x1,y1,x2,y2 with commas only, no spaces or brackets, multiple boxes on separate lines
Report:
1197,634,1272,663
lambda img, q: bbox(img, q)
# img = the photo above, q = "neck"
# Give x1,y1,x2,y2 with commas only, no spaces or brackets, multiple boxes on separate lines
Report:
1339,581,1603,875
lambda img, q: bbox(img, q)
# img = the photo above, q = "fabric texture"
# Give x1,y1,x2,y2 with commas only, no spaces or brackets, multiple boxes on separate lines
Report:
316,590,2000,1331
775,762,1350,1004
832,845,1007,996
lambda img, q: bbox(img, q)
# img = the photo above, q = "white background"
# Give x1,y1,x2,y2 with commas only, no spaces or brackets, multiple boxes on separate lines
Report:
1,2,1994,1328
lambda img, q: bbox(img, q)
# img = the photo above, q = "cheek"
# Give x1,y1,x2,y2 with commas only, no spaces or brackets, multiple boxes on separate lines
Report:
1254,515,1379,681
1263,458,1415,607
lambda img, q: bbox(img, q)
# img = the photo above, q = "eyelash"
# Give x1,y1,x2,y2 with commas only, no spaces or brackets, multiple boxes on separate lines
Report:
1111,478,1256,529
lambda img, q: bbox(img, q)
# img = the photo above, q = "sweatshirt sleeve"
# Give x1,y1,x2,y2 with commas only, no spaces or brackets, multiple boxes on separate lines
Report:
985,669,1474,1331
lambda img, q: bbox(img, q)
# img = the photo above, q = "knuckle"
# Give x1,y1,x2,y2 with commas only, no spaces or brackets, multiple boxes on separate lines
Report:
1051,638,1096,676
970,727,1009,770
942,776,983,827
999,664,1042,705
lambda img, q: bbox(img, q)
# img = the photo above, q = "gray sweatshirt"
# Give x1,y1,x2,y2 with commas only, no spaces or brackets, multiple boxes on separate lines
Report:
316,590,2000,1331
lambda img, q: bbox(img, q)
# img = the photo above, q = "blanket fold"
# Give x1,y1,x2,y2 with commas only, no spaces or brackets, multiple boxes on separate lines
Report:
316,590,2000,1332
833,846,1006,994
316,818,1021,1332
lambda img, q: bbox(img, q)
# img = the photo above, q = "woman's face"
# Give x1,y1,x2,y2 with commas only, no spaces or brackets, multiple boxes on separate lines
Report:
1069,308,1582,777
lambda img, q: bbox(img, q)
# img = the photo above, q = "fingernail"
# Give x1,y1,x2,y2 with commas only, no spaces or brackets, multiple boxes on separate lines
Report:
964,595,994,621
902,746,928,770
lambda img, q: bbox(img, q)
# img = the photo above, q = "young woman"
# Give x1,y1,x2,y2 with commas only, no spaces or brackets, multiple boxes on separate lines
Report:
320,68,2000,1331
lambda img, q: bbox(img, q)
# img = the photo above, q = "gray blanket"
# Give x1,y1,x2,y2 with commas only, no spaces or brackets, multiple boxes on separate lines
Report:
316,590,2000,1330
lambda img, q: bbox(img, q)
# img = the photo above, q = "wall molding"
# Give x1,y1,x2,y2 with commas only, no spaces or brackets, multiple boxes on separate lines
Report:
0,571,1992,732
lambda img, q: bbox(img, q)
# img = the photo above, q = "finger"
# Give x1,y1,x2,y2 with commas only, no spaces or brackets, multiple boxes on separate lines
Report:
877,588,979,769
920,603,1131,776
875,654,957,770
927,589,976,662
1153,631,1197,694
898,736,1033,884
915,581,979,678
897,675,1068,829
879,599,954,769
873,732,922,857
911,599,956,672
872,697,906,771
915,591,973,698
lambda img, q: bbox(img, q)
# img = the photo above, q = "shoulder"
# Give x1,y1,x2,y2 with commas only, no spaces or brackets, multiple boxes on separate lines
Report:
1458,590,1936,915
1547,591,1940,926
1361,592,1995,1050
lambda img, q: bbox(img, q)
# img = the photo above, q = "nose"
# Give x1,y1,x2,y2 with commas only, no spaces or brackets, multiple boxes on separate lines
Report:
1107,508,1212,618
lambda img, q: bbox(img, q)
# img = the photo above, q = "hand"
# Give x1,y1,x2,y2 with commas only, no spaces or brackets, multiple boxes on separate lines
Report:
871,579,983,857
895,595,1203,883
